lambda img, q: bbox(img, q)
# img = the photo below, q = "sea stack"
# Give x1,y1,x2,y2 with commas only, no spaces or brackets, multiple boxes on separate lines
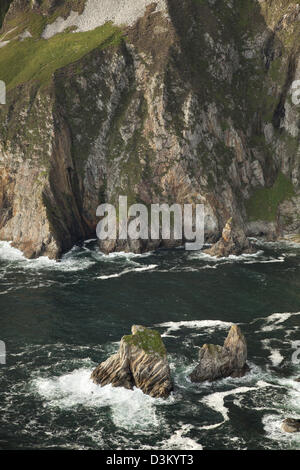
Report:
91,325,173,399
190,325,249,383
205,218,255,258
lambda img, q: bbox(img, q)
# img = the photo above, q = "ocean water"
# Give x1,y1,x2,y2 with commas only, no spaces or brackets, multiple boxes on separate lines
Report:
0,239,300,450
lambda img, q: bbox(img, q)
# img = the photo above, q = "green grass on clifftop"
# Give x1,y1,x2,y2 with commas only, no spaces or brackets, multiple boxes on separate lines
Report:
246,172,295,222
123,328,167,358
0,22,123,90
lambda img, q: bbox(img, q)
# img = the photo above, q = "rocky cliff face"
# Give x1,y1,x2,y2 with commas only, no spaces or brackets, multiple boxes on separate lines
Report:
0,0,299,258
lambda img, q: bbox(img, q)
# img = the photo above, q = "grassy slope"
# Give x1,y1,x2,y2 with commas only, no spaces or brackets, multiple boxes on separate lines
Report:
0,22,123,90
246,172,296,222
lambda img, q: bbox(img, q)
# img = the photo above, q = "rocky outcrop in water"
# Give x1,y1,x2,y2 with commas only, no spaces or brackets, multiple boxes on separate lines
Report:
282,418,300,433
190,325,249,383
91,325,173,398
205,218,256,258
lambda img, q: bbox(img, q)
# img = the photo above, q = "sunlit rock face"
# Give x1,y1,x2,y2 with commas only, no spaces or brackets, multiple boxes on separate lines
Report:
204,218,256,258
282,418,300,433
91,325,173,399
0,0,299,258
190,325,249,383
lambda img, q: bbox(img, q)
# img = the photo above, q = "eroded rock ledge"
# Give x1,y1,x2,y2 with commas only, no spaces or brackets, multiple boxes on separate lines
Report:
91,325,173,398
190,325,249,383
282,418,300,433
205,218,256,258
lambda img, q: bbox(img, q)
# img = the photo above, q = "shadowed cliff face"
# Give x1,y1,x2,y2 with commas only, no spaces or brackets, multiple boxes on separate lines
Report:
0,0,299,258
0,1,13,28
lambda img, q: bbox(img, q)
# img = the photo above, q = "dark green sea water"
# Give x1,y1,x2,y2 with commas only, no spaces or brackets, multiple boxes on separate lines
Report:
0,239,300,450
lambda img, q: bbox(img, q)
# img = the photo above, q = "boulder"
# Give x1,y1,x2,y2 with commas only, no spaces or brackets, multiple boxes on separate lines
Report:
91,325,173,398
282,418,300,433
190,325,249,383
205,218,255,258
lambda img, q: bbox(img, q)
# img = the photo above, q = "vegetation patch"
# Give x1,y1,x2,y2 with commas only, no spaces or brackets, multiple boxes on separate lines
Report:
0,22,123,90
246,172,295,222
123,328,167,358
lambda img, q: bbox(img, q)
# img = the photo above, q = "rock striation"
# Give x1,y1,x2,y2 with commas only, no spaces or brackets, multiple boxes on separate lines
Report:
205,218,256,258
190,325,249,383
91,325,173,398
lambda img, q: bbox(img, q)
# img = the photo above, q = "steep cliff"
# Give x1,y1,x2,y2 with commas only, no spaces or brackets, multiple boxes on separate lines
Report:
0,0,299,258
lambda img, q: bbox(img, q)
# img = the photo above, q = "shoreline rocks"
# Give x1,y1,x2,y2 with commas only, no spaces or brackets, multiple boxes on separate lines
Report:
190,325,249,383
91,325,173,399
282,418,300,433
205,218,256,258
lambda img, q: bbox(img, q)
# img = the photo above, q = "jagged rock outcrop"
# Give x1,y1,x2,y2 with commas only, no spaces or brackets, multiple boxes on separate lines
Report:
282,418,300,433
0,1,300,258
205,218,256,257
190,325,249,383
91,325,173,398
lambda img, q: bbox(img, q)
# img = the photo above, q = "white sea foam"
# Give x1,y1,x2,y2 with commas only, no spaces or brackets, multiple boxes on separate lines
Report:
245,256,285,264
277,376,300,413
0,241,26,261
99,250,153,260
156,320,233,337
262,414,300,448
201,381,278,431
269,349,284,367
32,367,167,431
260,371,300,448
97,264,158,280
42,0,169,39
161,424,203,450
0,242,95,272
83,238,97,245
261,312,300,332
187,250,287,267
190,250,264,262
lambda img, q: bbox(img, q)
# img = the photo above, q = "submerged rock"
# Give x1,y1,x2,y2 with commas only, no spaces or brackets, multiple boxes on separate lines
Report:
190,325,249,383
91,325,173,398
282,418,300,433
205,218,256,258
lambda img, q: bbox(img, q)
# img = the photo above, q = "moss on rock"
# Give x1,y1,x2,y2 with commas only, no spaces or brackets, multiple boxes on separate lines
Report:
123,326,167,358
246,172,296,222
